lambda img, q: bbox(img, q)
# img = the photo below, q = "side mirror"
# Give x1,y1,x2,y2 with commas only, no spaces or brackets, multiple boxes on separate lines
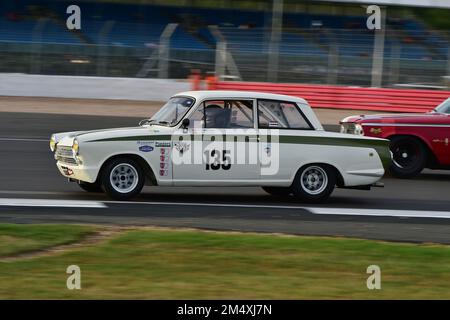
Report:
181,118,190,129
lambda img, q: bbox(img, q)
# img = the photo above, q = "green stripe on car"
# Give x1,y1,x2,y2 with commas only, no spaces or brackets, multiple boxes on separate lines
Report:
87,135,172,142
87,134,391,170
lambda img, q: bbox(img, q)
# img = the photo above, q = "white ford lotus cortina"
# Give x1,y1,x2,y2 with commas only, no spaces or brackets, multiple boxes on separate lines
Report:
50,91,391,202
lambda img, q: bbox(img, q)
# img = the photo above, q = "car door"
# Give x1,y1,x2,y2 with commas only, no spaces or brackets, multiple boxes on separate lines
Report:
203,99,260,183
172,99,260,185
170,104,205,185
430,113,450,165
257,99,315,181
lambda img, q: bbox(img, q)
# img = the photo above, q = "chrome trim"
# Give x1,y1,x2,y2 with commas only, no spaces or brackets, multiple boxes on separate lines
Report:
55,146,78,165
361,123,450,128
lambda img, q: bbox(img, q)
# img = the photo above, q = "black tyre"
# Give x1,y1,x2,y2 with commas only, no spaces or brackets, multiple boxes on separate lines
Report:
389,136,427,179
77,181,103,193
292,164,336,203
262,186,292,196
101,157,145,200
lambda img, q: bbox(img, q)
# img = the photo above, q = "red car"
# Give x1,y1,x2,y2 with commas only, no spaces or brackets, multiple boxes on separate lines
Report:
340,98,450,178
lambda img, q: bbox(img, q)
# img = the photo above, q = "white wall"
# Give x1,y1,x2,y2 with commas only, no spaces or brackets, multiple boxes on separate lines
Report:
0,74,191,101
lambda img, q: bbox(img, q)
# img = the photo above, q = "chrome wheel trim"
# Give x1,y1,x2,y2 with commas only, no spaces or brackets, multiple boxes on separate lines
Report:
300,166,328,195
109,163,139,194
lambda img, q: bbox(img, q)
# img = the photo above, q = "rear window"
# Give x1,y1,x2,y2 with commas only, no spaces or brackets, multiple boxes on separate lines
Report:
257,100,311,129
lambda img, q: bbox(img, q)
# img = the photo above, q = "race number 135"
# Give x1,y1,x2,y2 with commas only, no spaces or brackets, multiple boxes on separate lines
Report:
205,149,231,170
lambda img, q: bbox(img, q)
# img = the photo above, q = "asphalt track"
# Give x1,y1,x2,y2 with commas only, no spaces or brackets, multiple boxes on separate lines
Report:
1,112,450,243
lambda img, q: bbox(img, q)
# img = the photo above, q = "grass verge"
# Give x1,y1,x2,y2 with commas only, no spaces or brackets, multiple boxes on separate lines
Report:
0,224,94,257
0,224,449,299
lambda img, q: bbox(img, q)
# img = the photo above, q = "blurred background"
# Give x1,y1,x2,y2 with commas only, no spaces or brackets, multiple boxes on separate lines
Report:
0,0,449,88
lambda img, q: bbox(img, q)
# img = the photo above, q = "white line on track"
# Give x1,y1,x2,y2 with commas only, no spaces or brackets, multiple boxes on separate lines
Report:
0,198,106,208
0,190,78,196
308,207,450,219
0,197,449,219
105,200,312,210
0,137,47,142
104,200,450,219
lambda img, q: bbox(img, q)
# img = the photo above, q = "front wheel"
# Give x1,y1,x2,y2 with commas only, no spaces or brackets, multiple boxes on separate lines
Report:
292,164,336,203
389,136,427,178
101,158,145,200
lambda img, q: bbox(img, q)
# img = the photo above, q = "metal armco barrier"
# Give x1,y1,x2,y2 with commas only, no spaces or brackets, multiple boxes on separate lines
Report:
213,81,450,112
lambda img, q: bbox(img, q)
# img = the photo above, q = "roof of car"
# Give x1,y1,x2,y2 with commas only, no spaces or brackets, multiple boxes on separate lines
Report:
173,90,309,104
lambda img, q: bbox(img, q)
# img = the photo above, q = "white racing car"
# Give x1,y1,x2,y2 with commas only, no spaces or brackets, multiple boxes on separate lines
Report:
50,91,391,202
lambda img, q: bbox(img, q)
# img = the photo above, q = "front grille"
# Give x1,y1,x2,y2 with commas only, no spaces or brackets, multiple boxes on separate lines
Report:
56,146,72,157
55,146,78,165
56,156,78,165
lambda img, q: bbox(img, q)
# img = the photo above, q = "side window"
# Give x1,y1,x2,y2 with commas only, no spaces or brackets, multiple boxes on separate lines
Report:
258,100,311,129
202,100,254,129
228,100,254,128
187,103,205,128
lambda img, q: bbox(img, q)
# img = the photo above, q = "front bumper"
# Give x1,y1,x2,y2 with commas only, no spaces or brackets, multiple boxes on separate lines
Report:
56,161,98,183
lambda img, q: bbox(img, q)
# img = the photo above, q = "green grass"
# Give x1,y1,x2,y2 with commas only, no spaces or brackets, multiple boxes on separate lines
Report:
0,224,94,257
0,225,449,299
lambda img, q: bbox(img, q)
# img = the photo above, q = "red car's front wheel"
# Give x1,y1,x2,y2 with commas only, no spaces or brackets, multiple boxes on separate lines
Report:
389,136,427,178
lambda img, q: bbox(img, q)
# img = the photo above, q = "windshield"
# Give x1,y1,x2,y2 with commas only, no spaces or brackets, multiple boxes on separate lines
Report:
149,97,195,126
434,97,450,114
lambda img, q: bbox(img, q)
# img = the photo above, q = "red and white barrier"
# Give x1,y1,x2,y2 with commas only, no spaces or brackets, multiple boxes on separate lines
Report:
208,80,450,112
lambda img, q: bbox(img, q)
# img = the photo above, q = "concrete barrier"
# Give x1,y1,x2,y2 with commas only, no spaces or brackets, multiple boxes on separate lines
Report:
0,73,190,101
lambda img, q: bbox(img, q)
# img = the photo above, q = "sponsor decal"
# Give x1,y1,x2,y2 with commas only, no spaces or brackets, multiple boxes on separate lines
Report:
138,145,154,152
264,145,271,156
159,148,171,175
432,138,449,146
156,141,171,148
369,128,382,134
174,142,190,154
160,162,168,169
137,140,154,145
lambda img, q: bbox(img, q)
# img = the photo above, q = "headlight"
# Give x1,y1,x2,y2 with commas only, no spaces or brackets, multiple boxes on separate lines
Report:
50,135,57,152
341,123,364,135
72,139,79,156
354,124,364,135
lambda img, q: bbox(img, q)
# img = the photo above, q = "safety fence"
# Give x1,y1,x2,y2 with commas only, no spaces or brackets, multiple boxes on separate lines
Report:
1,22,449,87
211,80,450,112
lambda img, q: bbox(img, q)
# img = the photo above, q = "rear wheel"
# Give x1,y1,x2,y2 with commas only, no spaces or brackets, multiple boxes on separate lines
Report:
292,164,336,203
77,181,103,193
389,136,427,178
262,186,292,196
101,158,145,200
